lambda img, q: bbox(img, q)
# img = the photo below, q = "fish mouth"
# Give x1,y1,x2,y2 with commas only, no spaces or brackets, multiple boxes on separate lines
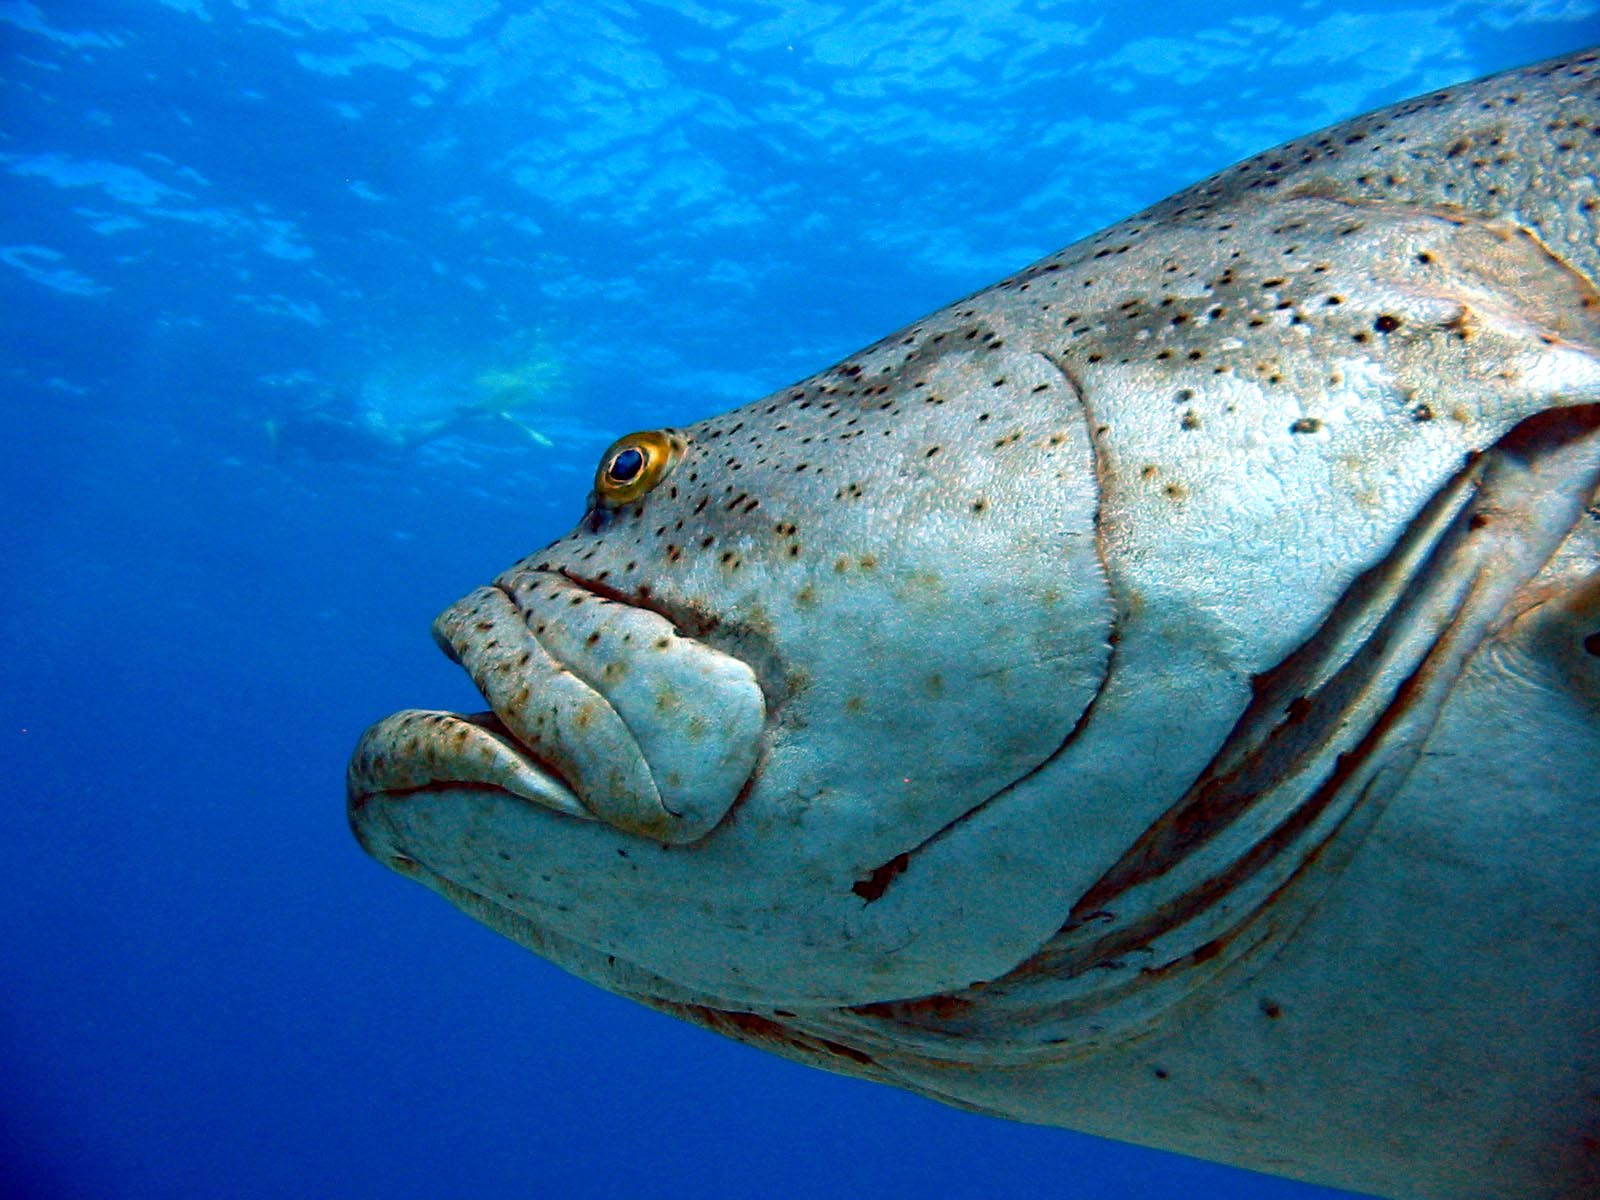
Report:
348,570,767,846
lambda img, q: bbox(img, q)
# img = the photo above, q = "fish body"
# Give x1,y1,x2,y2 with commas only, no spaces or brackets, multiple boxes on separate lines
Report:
350,50,1600,1199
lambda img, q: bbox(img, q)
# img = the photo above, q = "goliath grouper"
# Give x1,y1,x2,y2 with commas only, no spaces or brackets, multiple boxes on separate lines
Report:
349,49,1600,1200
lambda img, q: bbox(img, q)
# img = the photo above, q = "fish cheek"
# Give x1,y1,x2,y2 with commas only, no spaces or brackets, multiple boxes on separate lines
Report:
467,343,1116,1003
580,350,1116,1000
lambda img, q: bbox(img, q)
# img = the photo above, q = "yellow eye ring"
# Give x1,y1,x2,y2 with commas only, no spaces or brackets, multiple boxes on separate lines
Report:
593,429,686,506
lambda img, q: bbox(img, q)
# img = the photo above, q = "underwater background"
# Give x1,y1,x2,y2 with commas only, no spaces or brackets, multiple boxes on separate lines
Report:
4,2,1598,1197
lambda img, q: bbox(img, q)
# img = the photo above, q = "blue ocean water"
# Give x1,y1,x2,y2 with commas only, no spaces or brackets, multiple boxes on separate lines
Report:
4,3,1597,1198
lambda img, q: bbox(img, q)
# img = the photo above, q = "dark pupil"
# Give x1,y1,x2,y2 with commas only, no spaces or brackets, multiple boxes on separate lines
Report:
608,447,646,483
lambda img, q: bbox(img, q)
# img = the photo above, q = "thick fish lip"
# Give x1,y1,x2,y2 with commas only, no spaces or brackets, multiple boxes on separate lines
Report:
351,568,768,847
346,708,594,825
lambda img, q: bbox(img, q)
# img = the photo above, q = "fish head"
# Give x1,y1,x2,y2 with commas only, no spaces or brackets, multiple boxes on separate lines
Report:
349,334,1116,1007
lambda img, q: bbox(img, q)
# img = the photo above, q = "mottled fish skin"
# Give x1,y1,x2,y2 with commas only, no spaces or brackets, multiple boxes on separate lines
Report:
350,49,1600,1200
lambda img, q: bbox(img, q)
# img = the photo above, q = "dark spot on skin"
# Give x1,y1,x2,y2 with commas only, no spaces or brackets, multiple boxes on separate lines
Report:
1469,512,1491,530
1374,314,1402,334
1289,418,1322,434
1154,1067,1170,1080
852,852,910,903
1260,998,1284,1019
1583,632,1600,657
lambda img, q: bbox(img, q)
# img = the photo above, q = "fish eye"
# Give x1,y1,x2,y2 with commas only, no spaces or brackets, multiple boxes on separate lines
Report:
608,447,646,483
593,429,686,506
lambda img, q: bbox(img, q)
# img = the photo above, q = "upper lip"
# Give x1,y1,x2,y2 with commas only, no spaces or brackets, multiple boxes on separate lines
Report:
428,578,679,837
353,565,769,846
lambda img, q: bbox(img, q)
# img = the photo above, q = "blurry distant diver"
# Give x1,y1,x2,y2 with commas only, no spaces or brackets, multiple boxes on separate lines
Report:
265,396,552,463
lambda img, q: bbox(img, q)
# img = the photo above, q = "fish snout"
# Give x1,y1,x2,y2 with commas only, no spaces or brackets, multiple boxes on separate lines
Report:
427,572,766,844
